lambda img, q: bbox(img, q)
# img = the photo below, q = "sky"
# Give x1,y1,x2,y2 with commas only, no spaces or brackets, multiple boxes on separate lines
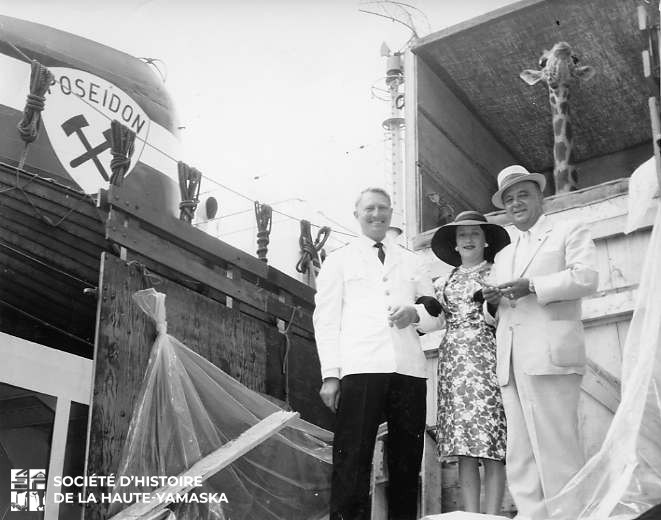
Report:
0,0,514,260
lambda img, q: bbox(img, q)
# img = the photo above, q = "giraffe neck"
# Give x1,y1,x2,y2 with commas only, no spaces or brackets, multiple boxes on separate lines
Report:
548,87,577,193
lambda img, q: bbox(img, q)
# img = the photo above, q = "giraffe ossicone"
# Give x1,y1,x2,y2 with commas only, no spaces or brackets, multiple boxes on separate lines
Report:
520,41,595,194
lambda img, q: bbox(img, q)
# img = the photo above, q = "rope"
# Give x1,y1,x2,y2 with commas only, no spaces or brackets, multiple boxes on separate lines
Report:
126,260,163,288
177,161,202,223
278,305,300,407
295,220,331,275
254,202,273,263
109,120,136,187
17,60,54,169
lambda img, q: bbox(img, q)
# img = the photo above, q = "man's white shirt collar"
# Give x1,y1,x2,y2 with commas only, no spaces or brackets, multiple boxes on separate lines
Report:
520,214,547,241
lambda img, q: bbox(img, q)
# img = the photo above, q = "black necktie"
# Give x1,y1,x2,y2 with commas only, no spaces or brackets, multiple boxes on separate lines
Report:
374,242,385,264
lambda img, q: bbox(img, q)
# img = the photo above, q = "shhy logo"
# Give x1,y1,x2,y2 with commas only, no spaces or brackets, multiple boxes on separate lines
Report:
42,67,150,194
10,469,47,512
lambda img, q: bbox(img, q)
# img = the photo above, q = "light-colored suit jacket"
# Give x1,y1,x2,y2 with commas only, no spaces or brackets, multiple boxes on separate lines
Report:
490,218,598,386
313,235,437,380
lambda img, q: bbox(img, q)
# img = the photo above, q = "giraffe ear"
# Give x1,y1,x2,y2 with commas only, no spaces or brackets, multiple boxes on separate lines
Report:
520,69,544,85
575,65,596,81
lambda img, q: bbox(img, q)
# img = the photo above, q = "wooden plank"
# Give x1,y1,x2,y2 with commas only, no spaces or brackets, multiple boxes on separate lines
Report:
604,232,649,290
582,286,637,323
0,280,92,341
103,185,315,304
413,189,656,250
424,351,439,427
0,163,103,223
422,431,442,516
45,399,72,520
105,210,313,332
581,359,621,413
0,331,93,404
123,249,315,340
594,240,613,292
0,213,100,281
615,320,631,358
589,205,655,240
0,248,92,298
107,411,299,520
585,323,623,380
86,254,292,520
0,185,107,248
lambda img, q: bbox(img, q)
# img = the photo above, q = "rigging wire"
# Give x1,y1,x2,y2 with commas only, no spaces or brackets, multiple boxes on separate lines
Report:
3,38,363,240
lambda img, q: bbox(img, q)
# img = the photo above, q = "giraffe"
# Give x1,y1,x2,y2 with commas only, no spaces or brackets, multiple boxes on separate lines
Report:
520,41,595,194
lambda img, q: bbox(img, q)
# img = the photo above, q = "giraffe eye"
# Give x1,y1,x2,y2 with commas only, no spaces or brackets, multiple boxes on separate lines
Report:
539,57,548,68
571,55,579,64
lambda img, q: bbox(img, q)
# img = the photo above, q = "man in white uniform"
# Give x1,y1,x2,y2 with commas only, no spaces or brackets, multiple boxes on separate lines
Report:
313,187,438,520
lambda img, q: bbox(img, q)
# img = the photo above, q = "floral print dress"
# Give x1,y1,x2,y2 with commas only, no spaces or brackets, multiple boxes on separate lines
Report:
435,261,506,461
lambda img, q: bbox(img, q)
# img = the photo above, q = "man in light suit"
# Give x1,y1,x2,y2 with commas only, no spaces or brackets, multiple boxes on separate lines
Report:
483,165,598,520
313,187,439,520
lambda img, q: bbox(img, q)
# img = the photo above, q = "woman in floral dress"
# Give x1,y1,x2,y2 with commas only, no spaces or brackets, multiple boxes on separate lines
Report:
430,211,510,514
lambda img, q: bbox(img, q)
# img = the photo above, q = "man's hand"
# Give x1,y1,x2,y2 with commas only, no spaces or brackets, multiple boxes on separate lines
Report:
319,377,341,413
482,285,503,306
387,305,419,329
497,278,531,300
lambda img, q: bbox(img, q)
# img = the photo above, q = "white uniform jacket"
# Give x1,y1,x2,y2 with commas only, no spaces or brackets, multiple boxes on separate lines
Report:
489,217,598,386
313,235,438,380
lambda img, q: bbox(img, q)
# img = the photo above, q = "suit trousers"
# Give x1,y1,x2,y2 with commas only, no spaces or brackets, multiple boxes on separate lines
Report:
501,364,584,520
330,372,427,520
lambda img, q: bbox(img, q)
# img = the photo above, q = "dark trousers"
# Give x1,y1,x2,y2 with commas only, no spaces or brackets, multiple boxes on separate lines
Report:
330,373,427,520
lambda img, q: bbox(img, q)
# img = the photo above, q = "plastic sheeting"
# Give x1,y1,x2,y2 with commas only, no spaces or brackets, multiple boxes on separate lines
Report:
546,174,661,518
109,289,332,520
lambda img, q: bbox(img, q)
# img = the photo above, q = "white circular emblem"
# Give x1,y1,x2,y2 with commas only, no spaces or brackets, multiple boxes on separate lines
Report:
42,67,151,193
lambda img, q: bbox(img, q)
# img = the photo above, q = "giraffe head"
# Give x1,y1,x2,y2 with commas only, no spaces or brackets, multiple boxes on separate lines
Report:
520,42,595,90
520,42,595,193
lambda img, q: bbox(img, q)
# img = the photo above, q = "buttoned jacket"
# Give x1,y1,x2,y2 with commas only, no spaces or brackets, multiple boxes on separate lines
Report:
313,236,437,380
489,217,598,385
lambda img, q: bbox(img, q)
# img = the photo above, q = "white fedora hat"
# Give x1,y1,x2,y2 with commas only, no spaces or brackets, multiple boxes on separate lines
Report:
492,165,546,209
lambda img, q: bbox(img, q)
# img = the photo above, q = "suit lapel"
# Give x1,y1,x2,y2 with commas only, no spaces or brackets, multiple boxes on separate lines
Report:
508,240,518,280
517,220,553,277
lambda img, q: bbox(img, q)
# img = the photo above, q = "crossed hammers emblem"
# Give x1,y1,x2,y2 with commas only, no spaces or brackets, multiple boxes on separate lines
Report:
61,114,113,181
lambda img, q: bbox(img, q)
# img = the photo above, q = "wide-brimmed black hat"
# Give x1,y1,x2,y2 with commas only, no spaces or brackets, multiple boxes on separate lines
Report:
431,210,511,266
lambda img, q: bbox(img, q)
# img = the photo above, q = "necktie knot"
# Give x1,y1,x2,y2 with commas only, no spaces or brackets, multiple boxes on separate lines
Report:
374,242,385,264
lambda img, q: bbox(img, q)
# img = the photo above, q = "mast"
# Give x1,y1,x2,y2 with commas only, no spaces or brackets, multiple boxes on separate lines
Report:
381,48,406,238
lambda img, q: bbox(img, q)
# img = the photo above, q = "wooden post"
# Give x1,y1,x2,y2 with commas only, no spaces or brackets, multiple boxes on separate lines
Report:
639,4,661,190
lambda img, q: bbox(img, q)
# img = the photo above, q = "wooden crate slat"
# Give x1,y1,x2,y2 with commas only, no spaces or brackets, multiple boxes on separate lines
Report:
0,204,102,272
0,276,93,334
104,185,315,304
0,163,103,223
0,184,107,248
0,224,99,284
105,210,314,332
121,250,315,341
